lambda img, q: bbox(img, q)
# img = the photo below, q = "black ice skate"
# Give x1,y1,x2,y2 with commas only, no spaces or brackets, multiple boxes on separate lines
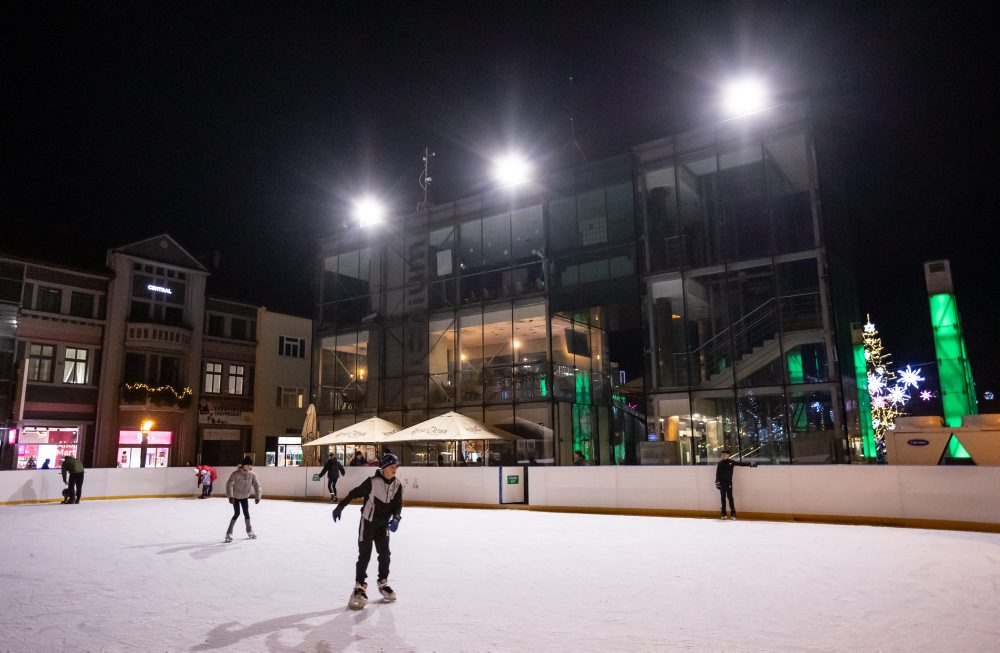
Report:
378,579,397,601
348,582,368,610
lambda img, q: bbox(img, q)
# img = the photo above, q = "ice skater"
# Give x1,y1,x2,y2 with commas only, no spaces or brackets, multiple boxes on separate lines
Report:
715,448,756,520
198,466,213,498
332,452,403,609
224,456,262,542
60,455,85,503
317,453,346,502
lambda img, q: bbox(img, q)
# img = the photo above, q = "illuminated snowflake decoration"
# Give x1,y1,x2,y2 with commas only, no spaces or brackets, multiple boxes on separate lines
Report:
986,391,995,401
871,396,887,410
920,390,933,401
863,322,876,334
898,365,925,389
867,374,885,394
887,385,909,405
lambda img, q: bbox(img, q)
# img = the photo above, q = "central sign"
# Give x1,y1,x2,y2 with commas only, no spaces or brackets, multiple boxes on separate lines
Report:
147,284,172,295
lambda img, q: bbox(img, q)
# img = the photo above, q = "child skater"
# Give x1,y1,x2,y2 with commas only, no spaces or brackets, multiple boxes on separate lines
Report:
332,452,403,609
199,467,213,498
224,456,262,542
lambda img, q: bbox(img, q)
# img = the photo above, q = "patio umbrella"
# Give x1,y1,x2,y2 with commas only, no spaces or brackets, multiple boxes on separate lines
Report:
302,417,402,447
300,403,321,466
384,411,517,443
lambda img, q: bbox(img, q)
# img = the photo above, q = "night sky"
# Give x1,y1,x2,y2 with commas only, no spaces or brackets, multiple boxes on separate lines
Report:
5,2,999,401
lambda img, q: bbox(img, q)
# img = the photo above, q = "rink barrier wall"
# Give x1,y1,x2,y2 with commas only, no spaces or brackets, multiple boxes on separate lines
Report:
2,465,998,533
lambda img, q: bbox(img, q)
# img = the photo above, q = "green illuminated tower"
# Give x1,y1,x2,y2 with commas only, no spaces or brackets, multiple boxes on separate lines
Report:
925,260,977,427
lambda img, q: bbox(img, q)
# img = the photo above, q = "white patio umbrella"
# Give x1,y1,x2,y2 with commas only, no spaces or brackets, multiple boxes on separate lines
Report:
302,417,402,447
300,403,321,466
384,411,517,443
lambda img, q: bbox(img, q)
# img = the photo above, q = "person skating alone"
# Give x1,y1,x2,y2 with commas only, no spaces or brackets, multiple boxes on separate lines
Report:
61,455,85,504
224,456,262,542
332,453,403,609
715,448,756,520
317,454,346,503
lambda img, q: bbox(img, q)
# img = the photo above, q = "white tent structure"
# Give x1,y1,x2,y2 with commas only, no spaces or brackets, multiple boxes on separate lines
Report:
301,417,401,447
384,411,517,443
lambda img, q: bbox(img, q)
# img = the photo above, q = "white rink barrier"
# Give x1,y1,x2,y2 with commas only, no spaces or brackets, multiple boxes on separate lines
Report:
3,465,998,531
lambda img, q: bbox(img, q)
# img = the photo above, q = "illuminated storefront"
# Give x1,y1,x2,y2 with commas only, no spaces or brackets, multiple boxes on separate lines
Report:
116,429,172,468
15,426,81,469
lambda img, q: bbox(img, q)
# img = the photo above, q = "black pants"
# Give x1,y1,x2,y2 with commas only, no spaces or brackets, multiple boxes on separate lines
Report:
326,476,338,496
231,498,250,518
201,482,213,498
67,472,84,503
719,485,735,515
355,520,391,584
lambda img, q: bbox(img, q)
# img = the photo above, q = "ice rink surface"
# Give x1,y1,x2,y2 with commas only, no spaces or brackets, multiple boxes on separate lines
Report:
1,497,998,652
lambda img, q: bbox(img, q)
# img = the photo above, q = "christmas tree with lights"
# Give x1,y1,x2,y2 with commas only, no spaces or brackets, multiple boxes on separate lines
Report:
862,315,924,463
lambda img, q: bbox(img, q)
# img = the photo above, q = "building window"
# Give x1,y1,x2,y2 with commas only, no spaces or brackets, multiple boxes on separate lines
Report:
36,287,62,313
69,292,94,318
27,344,56,382
231,318,247,340
204,362,222,394
206,314,225,337
228,364,245,395
279,336,306,358
277,386,303,408
63,347,89,384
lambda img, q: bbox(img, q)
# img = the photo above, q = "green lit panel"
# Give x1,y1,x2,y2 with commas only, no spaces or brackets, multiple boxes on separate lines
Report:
929,293,977,428
787,351,804,384
945,433,972,459
853,343,875,459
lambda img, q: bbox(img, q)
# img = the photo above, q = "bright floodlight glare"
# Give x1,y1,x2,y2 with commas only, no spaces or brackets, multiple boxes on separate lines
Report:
722,77,768,117
354,197,385,226
493,153,532,187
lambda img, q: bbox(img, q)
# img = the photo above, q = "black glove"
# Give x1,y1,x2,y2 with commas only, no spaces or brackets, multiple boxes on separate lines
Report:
715,481,722,490
332,506,343,522
388,516,401,532
749,462,758,468
228,498,235,505
254,498,260,504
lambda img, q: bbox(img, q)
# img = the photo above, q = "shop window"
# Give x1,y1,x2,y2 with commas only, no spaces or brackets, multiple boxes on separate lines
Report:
63,347,88,384
204,362,222,393
69,292,94,318
279,335,306,358
228,364,245,395
28,344,56,382
36,287,62,313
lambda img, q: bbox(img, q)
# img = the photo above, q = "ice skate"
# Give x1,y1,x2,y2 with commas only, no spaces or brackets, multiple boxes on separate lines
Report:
729,515,737,521
348,582,368,610
247,531,257,539
378,579,397,601
720,514,728,520
224,534,233,543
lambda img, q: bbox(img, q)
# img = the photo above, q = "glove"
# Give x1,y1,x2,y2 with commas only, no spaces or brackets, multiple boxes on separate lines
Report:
332,506,343,522
228,498,234,505
255,498,260,504
388,516,400,532
750,462,758,468
715,481,722,490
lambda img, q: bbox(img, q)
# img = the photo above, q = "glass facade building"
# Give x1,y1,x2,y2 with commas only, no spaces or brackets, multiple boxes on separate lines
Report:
315,102,861,466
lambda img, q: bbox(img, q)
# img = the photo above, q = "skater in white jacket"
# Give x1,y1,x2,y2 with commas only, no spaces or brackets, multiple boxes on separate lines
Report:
225,456,262,542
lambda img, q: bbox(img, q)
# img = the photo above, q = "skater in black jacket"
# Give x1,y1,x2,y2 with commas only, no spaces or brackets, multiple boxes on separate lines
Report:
317,454,346,502
715,449,756,520
333,452,403,609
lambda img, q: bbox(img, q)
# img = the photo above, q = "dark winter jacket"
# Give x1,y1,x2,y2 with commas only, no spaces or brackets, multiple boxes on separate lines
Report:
336,470,402,528
716,458,754,487
317,458,345,480
61,457,84,483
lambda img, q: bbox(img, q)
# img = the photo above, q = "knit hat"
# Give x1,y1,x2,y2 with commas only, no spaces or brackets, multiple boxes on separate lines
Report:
379,453,400,469
241,455,254,466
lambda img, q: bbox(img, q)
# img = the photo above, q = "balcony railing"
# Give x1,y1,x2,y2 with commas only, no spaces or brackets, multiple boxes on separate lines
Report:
125,322,192,350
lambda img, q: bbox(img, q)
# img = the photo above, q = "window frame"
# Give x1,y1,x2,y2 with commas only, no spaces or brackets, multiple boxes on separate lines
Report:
27,343,56,382
204,361,223,394
63,347,89,384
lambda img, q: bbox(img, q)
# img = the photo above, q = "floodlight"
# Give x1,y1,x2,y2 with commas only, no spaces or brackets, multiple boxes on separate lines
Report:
354,196,386,227
493,153,532,187
721,77,768,118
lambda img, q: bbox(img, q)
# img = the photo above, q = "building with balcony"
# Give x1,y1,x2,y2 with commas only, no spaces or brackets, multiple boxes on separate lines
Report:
315,102,862,466
2,235,312,469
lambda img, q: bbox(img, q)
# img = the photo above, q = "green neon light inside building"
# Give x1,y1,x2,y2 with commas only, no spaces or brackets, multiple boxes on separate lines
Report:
928,293,977,428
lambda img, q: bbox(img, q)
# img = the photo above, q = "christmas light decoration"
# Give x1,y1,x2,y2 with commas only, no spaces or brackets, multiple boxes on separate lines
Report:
862,315,922,463
122,383,194,403
920,390,933,401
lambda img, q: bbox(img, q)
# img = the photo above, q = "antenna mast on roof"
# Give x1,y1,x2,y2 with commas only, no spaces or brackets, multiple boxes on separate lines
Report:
418,147,435,212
